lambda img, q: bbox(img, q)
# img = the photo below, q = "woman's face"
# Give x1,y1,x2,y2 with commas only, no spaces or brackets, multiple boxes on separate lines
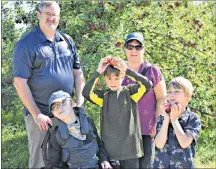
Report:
124,40,144,64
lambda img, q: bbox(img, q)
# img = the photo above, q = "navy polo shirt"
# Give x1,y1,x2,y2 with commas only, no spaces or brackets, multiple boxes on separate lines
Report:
13,26,81,116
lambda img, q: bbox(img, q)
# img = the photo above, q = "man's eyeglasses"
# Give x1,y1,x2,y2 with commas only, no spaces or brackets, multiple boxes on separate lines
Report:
39,11,59,18
125,44,143,51
51,98,71,112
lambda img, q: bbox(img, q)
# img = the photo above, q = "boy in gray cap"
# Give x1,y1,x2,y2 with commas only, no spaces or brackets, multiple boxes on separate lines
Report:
44,90,112,169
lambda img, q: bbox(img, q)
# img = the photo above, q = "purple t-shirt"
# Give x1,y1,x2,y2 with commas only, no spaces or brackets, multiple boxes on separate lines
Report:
122,62,163,135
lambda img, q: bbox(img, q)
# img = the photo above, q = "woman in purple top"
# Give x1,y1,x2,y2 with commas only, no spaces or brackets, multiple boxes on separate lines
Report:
122,32,167,168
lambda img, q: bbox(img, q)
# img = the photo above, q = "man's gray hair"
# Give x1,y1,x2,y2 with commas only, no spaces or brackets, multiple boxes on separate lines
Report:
38,1,60,12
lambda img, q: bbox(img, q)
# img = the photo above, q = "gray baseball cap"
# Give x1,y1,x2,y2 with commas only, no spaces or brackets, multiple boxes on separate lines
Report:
125,32,145,46
48,90,71,113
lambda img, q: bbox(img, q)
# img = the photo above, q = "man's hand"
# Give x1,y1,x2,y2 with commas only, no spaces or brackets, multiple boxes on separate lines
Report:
101,161,113,169
76,97,84,107
34,114,52,131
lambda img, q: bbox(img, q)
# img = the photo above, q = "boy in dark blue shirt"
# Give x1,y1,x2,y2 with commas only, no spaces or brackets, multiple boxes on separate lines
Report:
46,90,112,168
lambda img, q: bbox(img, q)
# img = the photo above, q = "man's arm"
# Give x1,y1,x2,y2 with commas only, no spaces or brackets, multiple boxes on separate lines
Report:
14,77,52,131
73,68,85,107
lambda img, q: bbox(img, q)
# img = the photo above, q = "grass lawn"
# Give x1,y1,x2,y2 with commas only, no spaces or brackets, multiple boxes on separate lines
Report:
1,111,216,168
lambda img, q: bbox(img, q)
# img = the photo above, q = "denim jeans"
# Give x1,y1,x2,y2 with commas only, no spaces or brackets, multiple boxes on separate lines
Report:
139,135,155,169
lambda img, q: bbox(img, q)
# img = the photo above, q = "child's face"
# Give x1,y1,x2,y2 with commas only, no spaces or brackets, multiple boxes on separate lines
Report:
104,73,124,91
51,97,73,121
167,87,191,107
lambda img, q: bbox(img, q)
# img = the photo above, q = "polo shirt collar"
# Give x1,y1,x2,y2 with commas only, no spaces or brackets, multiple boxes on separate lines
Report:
179,106,191,122
56,31,64,41
36,25,64,42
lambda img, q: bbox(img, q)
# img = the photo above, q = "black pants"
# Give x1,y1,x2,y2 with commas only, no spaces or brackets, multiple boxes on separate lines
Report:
120,158,139,169
139,135,155,169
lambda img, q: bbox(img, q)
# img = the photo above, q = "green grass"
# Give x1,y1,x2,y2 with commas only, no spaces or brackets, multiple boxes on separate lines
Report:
2,123,28,168
1,111,216,168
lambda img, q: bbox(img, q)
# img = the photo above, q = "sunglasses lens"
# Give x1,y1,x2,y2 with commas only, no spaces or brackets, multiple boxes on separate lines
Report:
135,45,143,51
126,45,133,50
126,45,143,51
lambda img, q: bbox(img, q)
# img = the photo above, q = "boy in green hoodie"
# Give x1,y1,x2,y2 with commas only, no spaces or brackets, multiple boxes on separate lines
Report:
82,56,152,168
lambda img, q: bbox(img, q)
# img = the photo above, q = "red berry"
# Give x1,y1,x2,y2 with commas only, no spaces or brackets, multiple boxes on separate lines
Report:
116,3,120,13
208,75,213,81
107,58,117,67
165,103,171,113
115,42,122,48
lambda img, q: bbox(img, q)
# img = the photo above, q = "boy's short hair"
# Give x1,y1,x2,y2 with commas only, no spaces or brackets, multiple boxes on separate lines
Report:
167,76,193,97
104,65,120,77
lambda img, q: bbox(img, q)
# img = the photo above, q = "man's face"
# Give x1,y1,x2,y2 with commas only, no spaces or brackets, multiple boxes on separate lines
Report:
104,73,124,91
37,4,60,33
51,97,73,121
124,40,144,64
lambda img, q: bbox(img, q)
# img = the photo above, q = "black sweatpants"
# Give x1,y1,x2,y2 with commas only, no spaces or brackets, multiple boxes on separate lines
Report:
120,158,139,169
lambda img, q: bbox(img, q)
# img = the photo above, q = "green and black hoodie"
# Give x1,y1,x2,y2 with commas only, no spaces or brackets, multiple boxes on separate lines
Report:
82,68,152,160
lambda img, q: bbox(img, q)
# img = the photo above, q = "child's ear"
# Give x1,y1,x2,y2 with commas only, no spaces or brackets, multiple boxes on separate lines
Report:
185,95,191,104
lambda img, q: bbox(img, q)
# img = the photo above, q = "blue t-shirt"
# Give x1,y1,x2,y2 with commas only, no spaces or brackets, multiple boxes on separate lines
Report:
13,26,81,116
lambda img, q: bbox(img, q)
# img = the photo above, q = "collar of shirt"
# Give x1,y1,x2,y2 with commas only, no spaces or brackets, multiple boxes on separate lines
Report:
67,116,87,140
178,106,191,123
36,25,64,43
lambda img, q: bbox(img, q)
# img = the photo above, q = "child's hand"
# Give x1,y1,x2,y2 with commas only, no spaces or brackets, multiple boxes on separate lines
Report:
101,161,113,169
97,56,111,74
170,102,182,122
161,103,170,121
112,57,127,73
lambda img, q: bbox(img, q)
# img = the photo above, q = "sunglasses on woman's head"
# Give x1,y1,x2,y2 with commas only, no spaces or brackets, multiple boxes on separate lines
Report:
125,44,143,51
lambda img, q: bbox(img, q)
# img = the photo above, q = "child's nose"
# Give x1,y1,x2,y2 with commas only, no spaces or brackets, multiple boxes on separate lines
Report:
111,79,115,84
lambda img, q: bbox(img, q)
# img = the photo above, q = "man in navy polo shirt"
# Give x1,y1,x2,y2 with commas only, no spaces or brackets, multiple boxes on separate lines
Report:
13,1,85,168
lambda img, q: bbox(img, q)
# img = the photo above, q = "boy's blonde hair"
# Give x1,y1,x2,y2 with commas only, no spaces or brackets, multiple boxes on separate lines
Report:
167,76,193,97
